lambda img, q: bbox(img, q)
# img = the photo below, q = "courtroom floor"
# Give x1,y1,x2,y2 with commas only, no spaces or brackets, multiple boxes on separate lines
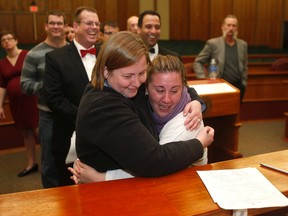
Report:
0,119,287,195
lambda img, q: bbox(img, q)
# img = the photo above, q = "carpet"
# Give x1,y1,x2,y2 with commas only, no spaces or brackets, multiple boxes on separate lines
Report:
239,119,287,157
0,147,42,194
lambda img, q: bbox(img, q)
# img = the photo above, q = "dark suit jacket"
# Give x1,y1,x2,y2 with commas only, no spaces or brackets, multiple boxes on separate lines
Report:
43,42,90,154
158,45,182,61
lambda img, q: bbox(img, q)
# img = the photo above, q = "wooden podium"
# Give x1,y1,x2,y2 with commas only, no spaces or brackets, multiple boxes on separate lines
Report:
188,79,242,163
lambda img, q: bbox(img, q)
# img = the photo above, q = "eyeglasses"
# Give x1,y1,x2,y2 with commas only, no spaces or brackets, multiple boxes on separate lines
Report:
48,21,64,26
104,31,114,35
1,37,15,43
80,21,101,27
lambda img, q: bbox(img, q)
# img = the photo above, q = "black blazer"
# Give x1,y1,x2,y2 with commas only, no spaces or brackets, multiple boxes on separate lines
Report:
43,42,91,153
158,45,182,61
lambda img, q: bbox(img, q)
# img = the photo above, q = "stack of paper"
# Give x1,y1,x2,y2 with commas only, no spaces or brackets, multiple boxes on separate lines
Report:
197,167,288,210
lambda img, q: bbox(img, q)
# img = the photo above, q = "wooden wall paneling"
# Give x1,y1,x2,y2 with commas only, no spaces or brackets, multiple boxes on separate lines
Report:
0,0,287,48
157,0,170,40
270,22,283,48
210,0,232,38
14,14,35,44
71,0,96,13
124,0,139,18
269,0,284,48
105,0,118,22
0,14,15,32
71,0,83,12
284,0,288,20
169,0,189,40
94,1,106,24
255,0,283,48
232,0,257,46
46,0,72,12
35,14,48,43
265,0,283,48
81,0,97,8
94,0,118,24
94,0,117,22
0,0,19,11
189,0,210,41
65,14,73,26
117,0,139,31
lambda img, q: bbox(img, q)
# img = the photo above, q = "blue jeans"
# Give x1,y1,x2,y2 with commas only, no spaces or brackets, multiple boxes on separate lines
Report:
39,110,59,188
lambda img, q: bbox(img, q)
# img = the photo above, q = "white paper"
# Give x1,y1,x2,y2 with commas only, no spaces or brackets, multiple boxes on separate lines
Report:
189,83,237,95
197,167,288,210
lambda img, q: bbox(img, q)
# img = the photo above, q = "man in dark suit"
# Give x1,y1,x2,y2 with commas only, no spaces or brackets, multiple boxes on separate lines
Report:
137,10,181,61
43,6,100,186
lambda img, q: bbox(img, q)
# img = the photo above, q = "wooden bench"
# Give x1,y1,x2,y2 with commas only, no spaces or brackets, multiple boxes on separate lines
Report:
182,53,288,65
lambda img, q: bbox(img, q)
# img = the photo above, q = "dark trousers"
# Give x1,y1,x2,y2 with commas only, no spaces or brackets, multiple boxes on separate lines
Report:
230,81,246,102
54,150,74,186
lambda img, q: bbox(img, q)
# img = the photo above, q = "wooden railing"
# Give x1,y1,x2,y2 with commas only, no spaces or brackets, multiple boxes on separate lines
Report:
182,53,288,65
184,54,288,121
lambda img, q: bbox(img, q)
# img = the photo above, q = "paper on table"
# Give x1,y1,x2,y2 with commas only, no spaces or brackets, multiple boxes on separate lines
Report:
189,83,237,95
197,167,288,210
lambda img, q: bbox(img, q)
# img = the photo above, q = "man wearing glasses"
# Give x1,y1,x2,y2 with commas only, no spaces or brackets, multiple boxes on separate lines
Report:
43,6,100,186
95,20,119,47
21,10,67,188
102,20,119,41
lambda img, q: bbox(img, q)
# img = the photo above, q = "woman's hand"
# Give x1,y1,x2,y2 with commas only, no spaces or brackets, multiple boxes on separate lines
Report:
68,159,106,184
196,126,215,148
183,100,202,130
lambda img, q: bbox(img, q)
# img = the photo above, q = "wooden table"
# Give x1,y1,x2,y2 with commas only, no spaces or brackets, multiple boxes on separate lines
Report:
1,150,287,216
188,79,242,162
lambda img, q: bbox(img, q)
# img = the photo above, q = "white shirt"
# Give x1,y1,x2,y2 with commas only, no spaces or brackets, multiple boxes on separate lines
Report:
149,43,159,61
73,39,96,81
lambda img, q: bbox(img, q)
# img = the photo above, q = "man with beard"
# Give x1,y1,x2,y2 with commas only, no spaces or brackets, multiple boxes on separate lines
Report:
137,10,181,62
193,14,248,101
43,6,100,186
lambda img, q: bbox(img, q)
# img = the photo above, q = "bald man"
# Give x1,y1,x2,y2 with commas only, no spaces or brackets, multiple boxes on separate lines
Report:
127,16,138,34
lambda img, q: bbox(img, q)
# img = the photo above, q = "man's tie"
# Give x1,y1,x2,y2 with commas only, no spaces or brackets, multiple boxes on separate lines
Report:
80,48,96,57
149,48,155,54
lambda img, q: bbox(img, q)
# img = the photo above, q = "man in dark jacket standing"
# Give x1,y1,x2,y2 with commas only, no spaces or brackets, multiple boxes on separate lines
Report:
43,6,100,186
